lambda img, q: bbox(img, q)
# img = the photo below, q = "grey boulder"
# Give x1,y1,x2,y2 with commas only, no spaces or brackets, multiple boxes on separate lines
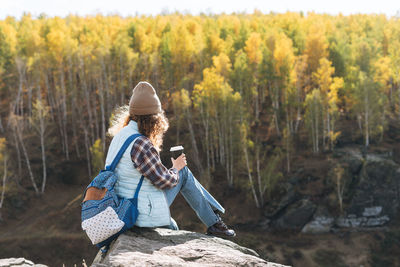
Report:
0,258,47,267
273,199,317,230
302,207,334,234
92,228,289,267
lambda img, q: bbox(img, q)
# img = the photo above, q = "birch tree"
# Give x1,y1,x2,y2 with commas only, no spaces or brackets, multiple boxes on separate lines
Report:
352,70,386,147
0,138,7,221
9,113,39,194
29,97,50,193
193,61,241,186
171,89,204,178
313,58,343,150
305,89,323,153
244,32,263,121
333,164,345,213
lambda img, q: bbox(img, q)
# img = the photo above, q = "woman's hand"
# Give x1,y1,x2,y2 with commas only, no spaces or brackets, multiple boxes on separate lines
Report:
171,153,187,171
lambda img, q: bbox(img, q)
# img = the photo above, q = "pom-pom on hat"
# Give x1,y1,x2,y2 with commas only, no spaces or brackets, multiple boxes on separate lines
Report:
129,81,162,115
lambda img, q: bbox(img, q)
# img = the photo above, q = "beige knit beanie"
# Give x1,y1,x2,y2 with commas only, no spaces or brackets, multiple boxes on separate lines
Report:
129,81,162,115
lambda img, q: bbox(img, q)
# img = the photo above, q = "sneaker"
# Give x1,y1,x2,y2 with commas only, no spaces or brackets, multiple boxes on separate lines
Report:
206,213,236,238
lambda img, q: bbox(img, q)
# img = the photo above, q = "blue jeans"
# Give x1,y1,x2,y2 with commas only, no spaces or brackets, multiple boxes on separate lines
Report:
164,166,225,229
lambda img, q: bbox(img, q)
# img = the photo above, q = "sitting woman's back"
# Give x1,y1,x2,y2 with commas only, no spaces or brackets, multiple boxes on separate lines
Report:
105,81,235,237
106,116,171,227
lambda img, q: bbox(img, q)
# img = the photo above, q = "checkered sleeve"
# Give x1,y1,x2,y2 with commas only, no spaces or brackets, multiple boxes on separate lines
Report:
130,135,179,189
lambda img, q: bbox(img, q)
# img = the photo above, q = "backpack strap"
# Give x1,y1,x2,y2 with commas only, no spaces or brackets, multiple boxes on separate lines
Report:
134,175,145,199
108,133,145,199
107,133,143,171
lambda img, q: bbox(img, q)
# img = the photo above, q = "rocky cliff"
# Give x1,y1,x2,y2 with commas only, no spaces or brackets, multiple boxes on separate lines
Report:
261,147,400,233
91,228,288,267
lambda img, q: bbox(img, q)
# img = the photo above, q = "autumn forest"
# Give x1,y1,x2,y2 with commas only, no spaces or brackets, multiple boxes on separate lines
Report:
0,12,399,211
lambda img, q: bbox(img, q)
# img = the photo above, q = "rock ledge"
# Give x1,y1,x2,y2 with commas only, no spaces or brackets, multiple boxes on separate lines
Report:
92,228,288,267
0,258,47,267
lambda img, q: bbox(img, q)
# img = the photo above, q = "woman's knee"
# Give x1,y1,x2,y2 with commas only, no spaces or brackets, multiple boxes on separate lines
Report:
178,166,189,177
178,166,191,185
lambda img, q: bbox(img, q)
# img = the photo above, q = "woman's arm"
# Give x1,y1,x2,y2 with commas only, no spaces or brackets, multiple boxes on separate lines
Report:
130,135,179,189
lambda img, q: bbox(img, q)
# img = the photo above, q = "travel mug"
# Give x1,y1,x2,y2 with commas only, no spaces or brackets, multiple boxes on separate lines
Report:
170,145,184,160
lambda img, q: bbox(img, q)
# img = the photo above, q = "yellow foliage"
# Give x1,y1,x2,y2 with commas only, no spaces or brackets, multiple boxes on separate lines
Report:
208,34,225,55
46,17,78,62
180,89,192,109
170,22,195,67
373,57,392,92
193,66,241,117
313,58,335,95
0,12,398,155
247,139,254,149
143,32,161,55
0,22,17,54
245,32,262,65
304,26,328,73
0,138,6,164
273,32,295,78
185,19,199,35
212,53,232,78
171,89,192,111
330,131,341,143
313,58,343,117
193,68,231,102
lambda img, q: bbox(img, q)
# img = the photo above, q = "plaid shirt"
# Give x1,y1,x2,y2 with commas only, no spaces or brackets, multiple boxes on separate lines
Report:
130,135,179,189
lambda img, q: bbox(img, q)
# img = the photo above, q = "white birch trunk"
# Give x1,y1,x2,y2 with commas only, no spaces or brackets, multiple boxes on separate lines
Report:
79,54,95,144
59,63,69,160
10,125,22,181
243,142,260,208
185,109,204,177
15,57,26,116
0,157,7,209
97,76,106,153
256,145,264,206
0,156,7,221
40,124,47,194
14,117,39,194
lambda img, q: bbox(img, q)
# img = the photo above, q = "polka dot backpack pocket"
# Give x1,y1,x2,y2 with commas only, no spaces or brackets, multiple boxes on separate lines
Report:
81,133,145,251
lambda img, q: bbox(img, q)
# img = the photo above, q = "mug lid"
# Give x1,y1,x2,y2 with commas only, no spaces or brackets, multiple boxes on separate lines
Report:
170,145,184,152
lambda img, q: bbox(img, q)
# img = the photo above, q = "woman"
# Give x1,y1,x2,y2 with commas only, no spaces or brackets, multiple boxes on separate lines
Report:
105,81,235,237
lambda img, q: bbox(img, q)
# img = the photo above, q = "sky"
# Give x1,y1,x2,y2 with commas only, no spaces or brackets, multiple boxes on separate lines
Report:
0,0,399,19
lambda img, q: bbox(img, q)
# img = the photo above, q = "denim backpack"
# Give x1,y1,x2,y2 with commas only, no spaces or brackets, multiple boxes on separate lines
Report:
81,133,144,250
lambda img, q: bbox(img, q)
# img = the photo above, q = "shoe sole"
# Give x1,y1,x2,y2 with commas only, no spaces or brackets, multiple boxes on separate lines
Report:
205,232,236,238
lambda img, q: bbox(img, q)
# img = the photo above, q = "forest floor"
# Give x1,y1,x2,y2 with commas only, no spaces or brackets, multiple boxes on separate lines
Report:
0,174,396,267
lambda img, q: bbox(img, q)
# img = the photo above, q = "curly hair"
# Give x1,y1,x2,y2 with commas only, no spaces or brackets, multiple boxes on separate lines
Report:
108,105,169,152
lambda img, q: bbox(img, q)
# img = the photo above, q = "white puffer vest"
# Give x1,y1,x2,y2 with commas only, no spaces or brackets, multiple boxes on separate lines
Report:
104,120,171,227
